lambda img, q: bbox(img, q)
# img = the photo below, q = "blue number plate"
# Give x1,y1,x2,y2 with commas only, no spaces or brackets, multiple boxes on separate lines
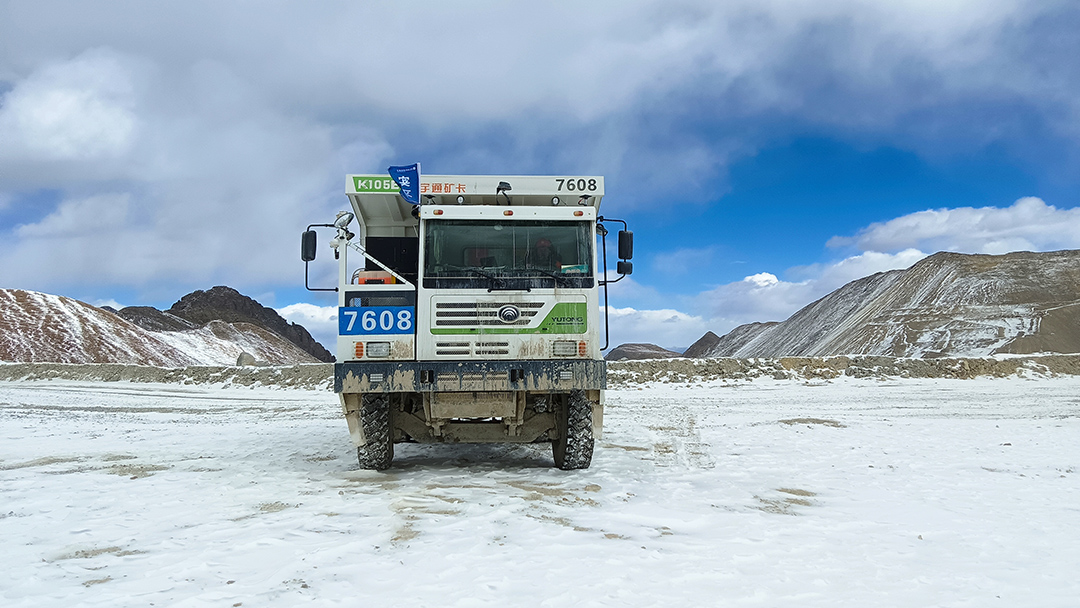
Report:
339,306,415,335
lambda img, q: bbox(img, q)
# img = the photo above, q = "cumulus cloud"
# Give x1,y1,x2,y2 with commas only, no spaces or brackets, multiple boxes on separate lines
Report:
16,193,131,238
743,272,779,288
828,198,1080,254
694,274,815,329
0,49,393,295
794,249,929,287
606,306,712,351
0,49,139,162
2,1,1072,205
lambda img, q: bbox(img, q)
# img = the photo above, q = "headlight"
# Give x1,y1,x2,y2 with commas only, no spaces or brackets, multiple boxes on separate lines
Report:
552,341,578,357
366,342,391,358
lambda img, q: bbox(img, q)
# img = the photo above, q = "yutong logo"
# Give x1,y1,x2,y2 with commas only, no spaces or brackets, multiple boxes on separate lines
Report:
497,305,521,323
551,316,584,325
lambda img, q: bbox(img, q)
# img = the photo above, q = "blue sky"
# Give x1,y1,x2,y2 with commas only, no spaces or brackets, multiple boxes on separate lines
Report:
3,1,1080,351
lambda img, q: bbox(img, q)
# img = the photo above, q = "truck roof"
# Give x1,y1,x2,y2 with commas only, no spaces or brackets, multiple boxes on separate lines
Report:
346,174,605,238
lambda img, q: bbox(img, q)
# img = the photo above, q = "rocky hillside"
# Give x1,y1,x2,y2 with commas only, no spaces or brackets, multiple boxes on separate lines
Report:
114,306,198,331
0,289,320,366
168,286,333,362
683,324,779,358
698,250,1080,358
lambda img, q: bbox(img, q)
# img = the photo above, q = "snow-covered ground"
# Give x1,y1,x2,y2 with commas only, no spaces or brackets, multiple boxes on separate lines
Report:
2,376,1079,607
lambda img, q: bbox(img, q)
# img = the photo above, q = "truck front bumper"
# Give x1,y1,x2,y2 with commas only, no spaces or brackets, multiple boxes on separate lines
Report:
334,359,606,394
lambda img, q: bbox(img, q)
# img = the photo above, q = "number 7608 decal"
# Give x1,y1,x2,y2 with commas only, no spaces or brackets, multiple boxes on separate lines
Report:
339,306,414,335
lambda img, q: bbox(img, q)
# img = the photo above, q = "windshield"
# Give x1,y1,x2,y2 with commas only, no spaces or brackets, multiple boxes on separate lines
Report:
423,220,594,290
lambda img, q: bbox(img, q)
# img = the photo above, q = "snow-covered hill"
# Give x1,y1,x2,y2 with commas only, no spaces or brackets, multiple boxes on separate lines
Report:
0,289,320,366
701,250,1080,358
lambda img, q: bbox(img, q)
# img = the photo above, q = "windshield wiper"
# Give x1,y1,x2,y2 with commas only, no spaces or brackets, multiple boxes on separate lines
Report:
463,267,530,292
522,267,571,287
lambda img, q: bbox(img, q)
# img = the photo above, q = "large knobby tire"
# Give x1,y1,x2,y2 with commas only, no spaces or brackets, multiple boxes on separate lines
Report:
357,394,393,470
552,390,594,470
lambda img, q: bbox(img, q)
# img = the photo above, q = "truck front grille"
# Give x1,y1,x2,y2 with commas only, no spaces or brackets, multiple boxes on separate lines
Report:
434,341,511,356
476,341,509,355
433,301,543,328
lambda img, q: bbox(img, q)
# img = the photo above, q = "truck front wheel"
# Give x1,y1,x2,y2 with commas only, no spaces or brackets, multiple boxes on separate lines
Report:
552,390,594,470
357,394,393,470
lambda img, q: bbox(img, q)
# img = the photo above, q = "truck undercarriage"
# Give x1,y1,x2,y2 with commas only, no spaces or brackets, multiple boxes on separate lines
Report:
337,360,604,469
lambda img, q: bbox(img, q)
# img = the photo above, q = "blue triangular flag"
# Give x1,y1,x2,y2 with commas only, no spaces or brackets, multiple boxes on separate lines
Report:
388,163,421,205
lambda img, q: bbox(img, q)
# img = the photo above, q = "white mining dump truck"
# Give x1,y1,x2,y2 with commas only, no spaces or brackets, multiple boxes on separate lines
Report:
302,175,633,470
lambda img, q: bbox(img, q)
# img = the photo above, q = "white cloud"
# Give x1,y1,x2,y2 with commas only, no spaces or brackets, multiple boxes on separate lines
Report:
0,1,1063,205
1,193,154,287
16,193,130,238
278,303,338,352
828,198,1080,254
0,50,394,295
744,272,779,287
0,49,139,161
695,275,815,328
606,306,712,351
795,249,929,288
91,298,126,310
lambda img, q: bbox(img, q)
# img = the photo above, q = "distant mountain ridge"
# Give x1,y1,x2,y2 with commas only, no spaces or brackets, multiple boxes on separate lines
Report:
0,288,323,366
605,343,682,361
167,286,333,362
700,250,1080,358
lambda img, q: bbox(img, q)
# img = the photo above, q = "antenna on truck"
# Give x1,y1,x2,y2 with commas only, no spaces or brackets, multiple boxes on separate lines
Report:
496,181,512,205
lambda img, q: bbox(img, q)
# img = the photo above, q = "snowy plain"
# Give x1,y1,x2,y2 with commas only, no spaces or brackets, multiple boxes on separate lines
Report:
2,374,1079,607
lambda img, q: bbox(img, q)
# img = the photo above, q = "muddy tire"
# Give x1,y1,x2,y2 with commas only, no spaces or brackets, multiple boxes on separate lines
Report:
357,394,393,470
552,390,594,470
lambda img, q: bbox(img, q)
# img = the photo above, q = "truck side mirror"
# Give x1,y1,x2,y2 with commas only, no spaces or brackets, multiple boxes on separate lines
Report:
617,260,633,275
618,230,634,260
301,230,317,262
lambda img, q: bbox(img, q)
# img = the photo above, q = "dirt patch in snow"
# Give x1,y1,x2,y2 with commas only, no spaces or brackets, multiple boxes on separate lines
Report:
779,418,846,428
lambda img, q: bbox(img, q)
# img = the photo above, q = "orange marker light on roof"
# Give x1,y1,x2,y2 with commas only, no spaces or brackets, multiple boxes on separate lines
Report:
574,210,584,216
503,210,513,216
433,208,444,215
